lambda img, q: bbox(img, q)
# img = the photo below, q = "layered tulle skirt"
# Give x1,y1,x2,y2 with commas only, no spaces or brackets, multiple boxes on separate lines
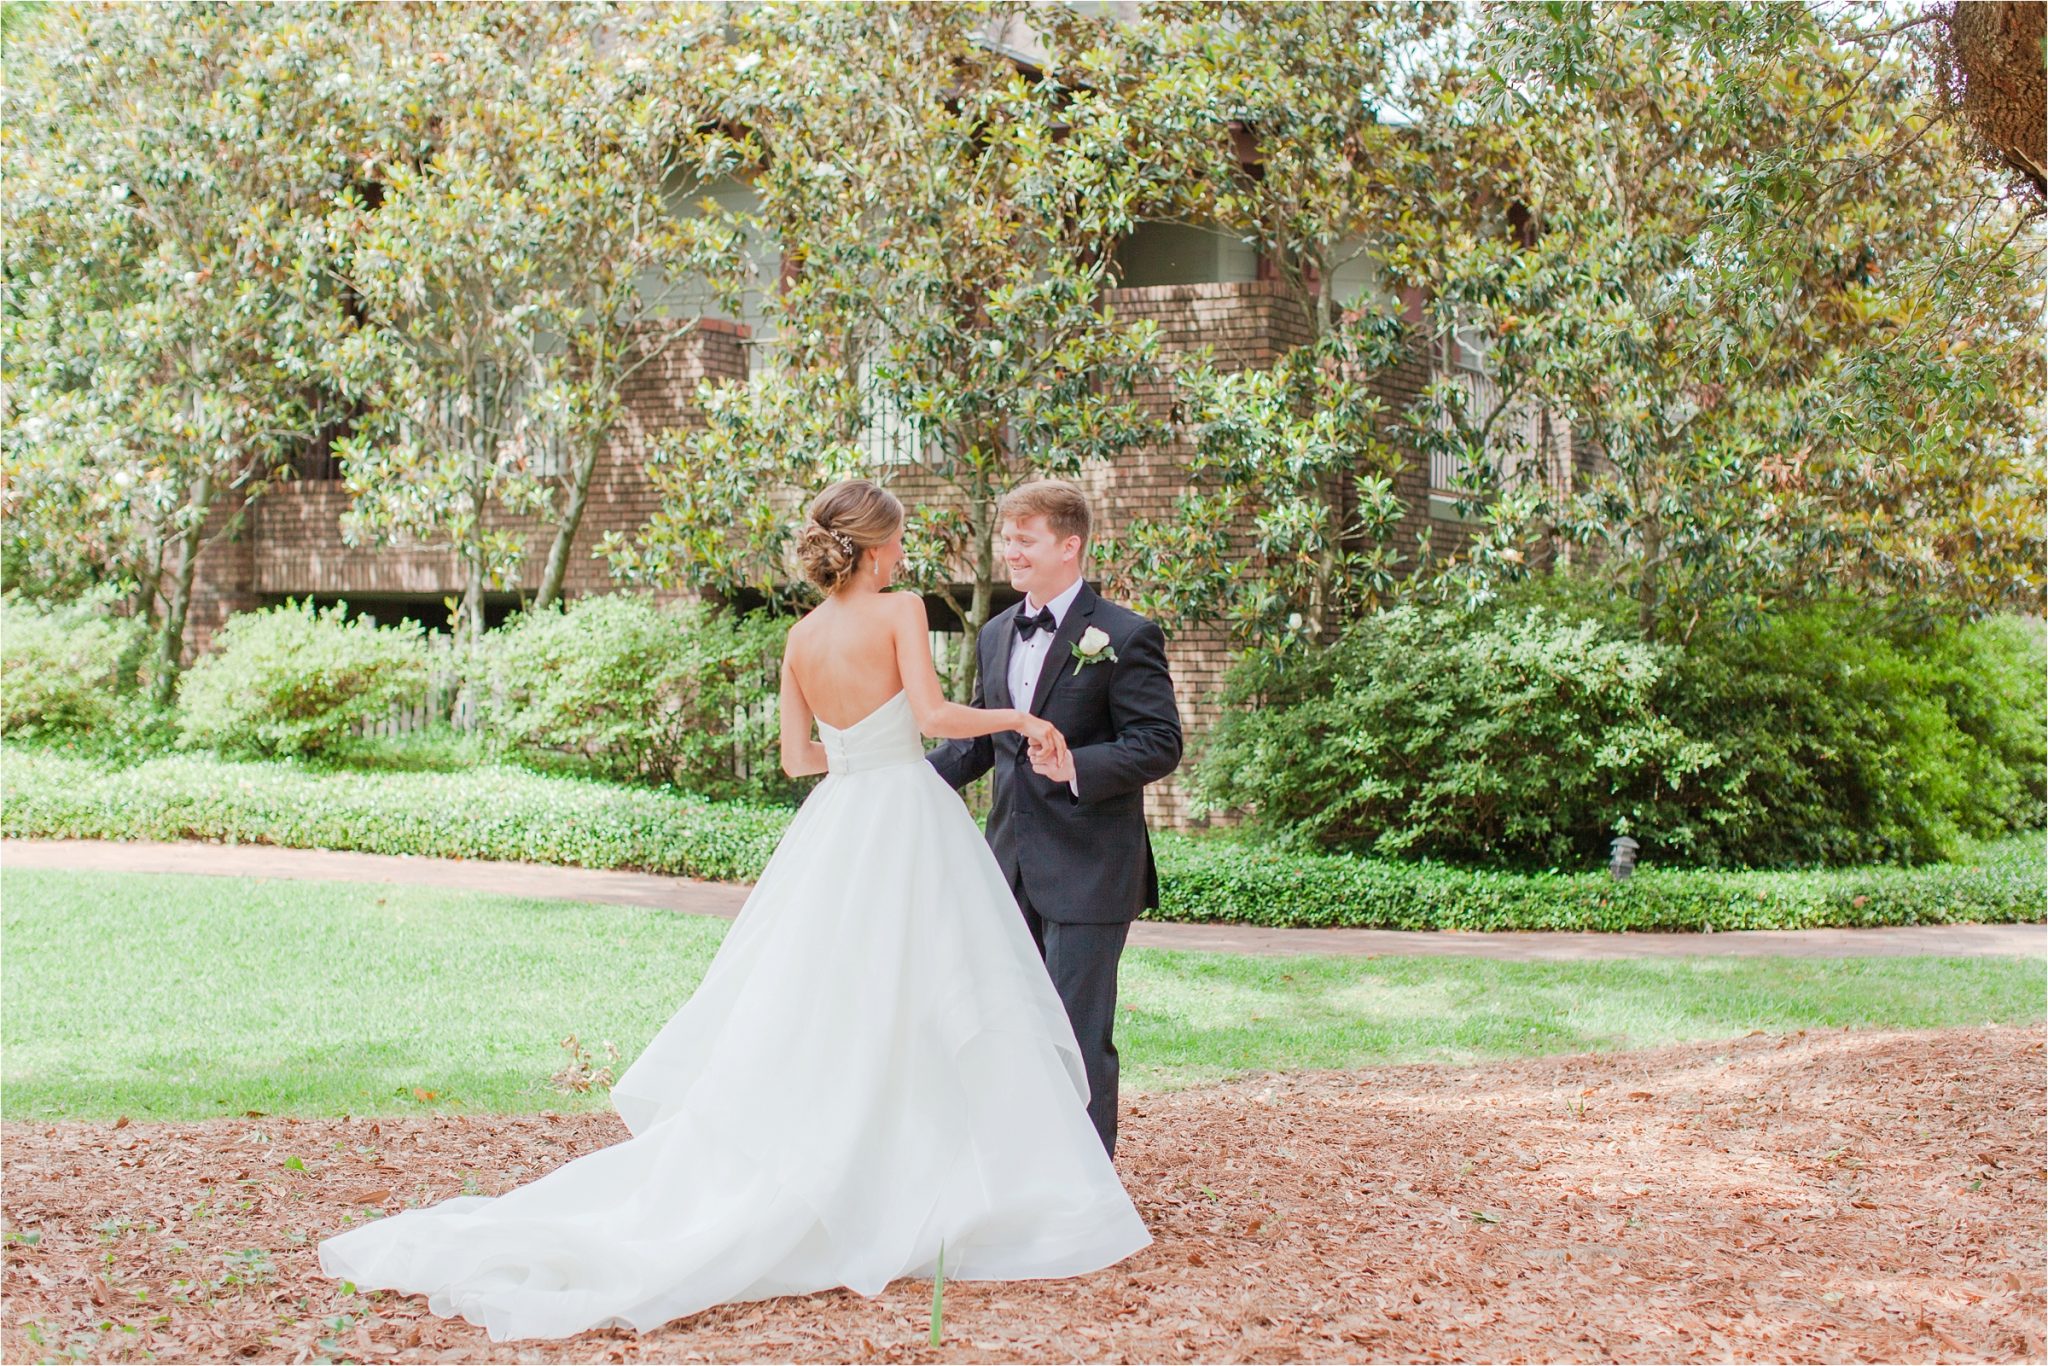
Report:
318,746,1149,1341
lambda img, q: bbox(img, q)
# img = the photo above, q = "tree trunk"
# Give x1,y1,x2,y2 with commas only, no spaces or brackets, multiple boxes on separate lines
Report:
1308,528,1336,642
120,532,168,692
533,435,599,612
1301,282,1340,640
1636,518,1663,642
1630,444,1672,641
132,533,165,627
462,553,486,643
460,426,489,645
150,473,213,708
1540,408,1572,572
1940,0,2047,197
956,515,996,703
1312,260,1336,342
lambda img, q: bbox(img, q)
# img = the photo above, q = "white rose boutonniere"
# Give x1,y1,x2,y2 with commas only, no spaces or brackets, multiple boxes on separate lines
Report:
1069,625,1118,675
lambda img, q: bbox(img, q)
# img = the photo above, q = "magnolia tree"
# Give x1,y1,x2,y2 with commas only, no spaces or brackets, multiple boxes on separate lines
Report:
1104,1,2041,650
1428,2,2045,639
321,3,747,640
1,3,361,699
606,2,1164,699
1097,0,1461,649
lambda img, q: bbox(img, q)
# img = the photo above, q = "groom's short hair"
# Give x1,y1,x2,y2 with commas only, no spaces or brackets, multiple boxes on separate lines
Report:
1000,479,1092,549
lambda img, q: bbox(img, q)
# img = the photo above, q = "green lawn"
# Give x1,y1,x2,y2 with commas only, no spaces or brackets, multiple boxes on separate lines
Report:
4,867,2042,1122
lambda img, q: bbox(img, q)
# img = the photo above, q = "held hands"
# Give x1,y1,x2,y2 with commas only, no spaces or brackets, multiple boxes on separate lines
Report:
1019,714,1076,786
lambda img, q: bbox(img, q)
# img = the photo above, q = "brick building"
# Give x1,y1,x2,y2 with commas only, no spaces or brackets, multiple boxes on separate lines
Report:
178,209,1583,826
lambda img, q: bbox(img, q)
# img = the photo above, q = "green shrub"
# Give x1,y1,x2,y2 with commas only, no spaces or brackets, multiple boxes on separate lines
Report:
0,586,150,738
177,599,429,757
474,595,792,803
315,720,494,775
1194,603,1719,867
1920,614,2048,829
1658,605,2048,866
1197,579,2047,870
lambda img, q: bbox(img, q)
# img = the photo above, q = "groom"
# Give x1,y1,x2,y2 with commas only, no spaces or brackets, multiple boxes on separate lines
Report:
927,480,1182,1157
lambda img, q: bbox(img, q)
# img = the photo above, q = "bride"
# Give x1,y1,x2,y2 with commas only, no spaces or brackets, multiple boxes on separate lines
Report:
317,478,1151,1342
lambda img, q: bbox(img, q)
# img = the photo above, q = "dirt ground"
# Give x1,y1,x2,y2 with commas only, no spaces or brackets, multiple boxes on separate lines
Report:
4,1026,2042,1364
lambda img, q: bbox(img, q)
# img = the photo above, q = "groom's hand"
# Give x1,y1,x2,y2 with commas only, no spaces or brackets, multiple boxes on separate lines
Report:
1029,738,1077,786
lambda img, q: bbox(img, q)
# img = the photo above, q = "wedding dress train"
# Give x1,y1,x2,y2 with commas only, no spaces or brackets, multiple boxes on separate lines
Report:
317,690,1151,1341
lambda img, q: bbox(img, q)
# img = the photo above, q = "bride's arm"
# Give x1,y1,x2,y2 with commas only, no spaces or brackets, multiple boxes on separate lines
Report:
778,655,829,778
891,594,1059,751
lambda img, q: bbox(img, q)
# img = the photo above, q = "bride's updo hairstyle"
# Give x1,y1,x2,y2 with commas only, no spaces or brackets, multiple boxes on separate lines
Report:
796,478,904,593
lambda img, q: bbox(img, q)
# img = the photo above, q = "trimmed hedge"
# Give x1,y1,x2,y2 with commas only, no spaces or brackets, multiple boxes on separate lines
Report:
1193,603,1715,867
4,746,2039,932
1151,833,2044,934
2,749,786,884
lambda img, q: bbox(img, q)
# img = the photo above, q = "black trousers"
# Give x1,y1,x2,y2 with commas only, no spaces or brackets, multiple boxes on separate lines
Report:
1015,876,1131,1157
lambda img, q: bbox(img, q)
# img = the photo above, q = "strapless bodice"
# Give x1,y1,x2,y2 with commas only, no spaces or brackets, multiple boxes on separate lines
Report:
817,690,925,776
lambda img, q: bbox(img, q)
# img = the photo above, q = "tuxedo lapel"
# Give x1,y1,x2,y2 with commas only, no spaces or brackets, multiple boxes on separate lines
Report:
1030,583,1099,717
987,602,1020,709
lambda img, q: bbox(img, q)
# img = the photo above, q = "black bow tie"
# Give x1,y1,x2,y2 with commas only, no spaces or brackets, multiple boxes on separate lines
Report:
1014,605,1057,640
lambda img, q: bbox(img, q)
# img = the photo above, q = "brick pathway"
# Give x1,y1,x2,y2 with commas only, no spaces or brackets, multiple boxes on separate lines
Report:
4,837,2040,960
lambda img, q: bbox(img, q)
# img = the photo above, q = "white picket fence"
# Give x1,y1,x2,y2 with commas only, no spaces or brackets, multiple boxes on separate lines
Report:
352,635,476,738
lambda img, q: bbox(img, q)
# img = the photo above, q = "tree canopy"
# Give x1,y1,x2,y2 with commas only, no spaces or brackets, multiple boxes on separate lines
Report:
604,2,1166,697
2,2,363,696
4,0,2038,683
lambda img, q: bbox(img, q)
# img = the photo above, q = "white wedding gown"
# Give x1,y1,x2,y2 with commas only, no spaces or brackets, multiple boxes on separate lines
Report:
317,690,1151,1341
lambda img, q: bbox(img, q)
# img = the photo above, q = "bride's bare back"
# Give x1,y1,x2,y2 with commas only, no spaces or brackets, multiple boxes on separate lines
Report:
778,584,1063,779
783,590,912,731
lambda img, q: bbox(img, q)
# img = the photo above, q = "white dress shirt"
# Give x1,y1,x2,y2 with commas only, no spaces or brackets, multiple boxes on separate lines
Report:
1008,576,1086,798
1008,576,1084,711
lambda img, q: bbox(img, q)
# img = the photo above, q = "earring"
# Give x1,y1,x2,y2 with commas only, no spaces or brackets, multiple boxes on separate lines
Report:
873,555,883,583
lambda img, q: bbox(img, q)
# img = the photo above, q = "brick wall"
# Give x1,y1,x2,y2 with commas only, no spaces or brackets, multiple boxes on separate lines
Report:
1090,282,1310,825
182,498,262,658
178,319,750,658
1375,334,1477,571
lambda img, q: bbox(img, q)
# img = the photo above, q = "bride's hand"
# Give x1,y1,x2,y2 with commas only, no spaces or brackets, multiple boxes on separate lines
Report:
1019,713,1063,756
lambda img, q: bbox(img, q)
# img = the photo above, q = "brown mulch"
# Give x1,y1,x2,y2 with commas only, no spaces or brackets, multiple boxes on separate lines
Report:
4,1026,2043,1364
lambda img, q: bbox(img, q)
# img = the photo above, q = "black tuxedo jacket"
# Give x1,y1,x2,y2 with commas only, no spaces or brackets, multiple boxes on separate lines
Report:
926,583,1183,925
